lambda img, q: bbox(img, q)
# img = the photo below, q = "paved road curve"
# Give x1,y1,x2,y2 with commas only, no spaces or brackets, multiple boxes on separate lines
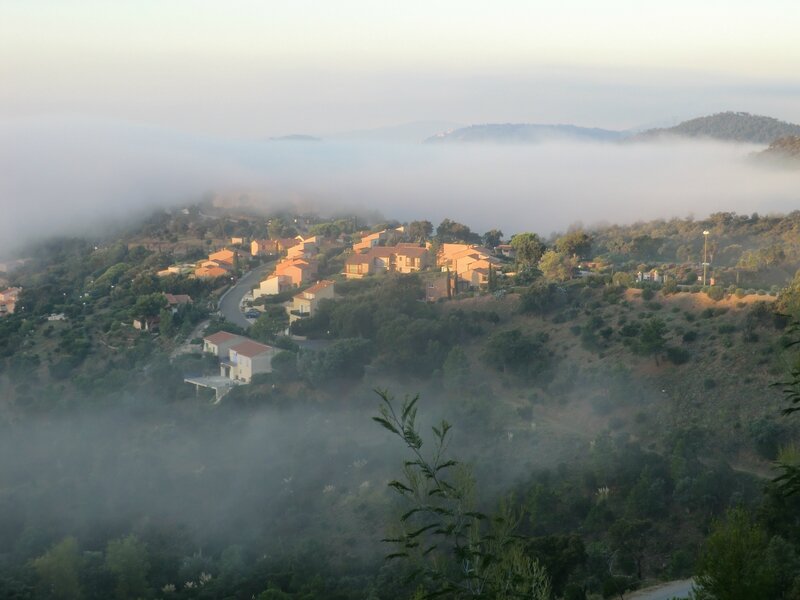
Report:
628,579,694,600
218,262,274,330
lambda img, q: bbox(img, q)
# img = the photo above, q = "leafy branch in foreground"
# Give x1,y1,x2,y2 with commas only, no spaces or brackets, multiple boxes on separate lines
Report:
373,389,551,599
773,321,800,496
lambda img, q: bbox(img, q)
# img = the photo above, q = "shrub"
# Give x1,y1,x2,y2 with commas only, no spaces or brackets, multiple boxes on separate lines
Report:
682,330,698,342
707,286,725,302
735,288,746,298
641,287,655,300
619,322,641,337
666,346,691,365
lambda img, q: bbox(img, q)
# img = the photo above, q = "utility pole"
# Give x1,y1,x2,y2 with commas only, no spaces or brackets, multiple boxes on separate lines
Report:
702,230,710,286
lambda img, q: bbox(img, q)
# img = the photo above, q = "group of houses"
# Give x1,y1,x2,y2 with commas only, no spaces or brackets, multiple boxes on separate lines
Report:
0,287,21,317
194,248,241,279
342,226,435,280
437,243,504,291
252,235,325,297
156,247,243,280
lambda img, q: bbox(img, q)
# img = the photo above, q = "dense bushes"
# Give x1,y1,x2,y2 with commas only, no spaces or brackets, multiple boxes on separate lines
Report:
483,328,552,379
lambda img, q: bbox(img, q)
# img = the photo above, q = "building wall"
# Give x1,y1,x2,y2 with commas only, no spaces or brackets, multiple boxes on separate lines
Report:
254,275,287,297
204,337,242,357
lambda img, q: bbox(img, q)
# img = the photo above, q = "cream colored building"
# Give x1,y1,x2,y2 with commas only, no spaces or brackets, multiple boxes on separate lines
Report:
221,340,276,383
288,280,335,323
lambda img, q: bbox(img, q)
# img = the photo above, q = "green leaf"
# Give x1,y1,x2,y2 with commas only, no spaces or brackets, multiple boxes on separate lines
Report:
372,416,399,435
388,480,413,493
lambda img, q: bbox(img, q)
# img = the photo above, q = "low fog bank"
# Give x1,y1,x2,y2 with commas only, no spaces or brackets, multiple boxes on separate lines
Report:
0,393,548,558
0,403,398,555
2,116,798,256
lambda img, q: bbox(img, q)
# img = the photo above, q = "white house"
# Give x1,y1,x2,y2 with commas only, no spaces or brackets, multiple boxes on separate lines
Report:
221,340,276,383
253,274,292,298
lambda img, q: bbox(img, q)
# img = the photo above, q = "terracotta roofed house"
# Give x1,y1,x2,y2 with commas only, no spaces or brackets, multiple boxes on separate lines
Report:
208,248,237,266
251,239,278,257
343,245,428,279
393,245,430,273
164,293,192,312
203,331,247,357
275,258,318,286
195,265,230,279
222,340,276,383
288,279,335,323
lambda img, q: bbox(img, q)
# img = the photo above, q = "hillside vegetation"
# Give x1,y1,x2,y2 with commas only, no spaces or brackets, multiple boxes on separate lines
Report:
3,207,800,598
633,111,800,144
756,135,800,164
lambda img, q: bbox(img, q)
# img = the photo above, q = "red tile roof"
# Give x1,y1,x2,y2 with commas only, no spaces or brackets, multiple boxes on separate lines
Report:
204,331,243,344
395,246,428,258
164,293,192,304
302,280,335,295
230,340,273,358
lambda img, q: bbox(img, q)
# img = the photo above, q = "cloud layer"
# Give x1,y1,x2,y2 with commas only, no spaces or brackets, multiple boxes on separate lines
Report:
2,116,799,256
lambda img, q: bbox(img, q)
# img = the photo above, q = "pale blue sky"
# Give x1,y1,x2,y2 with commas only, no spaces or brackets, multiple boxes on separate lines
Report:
2,1,800,133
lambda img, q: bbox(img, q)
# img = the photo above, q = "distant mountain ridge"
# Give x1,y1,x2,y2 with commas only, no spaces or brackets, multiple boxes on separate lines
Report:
632,112,800,144
427,112,800,146
332,121,464,143
425,123,626,144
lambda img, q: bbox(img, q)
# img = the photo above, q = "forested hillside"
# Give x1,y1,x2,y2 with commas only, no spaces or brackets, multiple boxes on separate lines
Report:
633,112,800,144
2,207,800,598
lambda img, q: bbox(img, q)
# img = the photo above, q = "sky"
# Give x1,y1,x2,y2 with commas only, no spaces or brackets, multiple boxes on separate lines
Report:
2,1,800,135
1,2,800,256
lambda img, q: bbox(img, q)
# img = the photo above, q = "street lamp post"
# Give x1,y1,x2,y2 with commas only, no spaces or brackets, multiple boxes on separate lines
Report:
702,230,710,286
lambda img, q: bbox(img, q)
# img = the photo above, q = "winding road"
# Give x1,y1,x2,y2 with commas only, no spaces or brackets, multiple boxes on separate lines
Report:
218,261,274,329
628,579,694,600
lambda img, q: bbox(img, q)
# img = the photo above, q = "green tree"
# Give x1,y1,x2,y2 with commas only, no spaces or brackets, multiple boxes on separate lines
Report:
408,220,434,242
373,390,552,599
776,271,800,319
436,219,481,244
555,230,592,258
510,233,546,268
105,535,150,600
250,305,289,342
482,229,504,248
33,537,84,600
612,272,633,287
487,264,497,291
538,250,576,282
158,308,176,338
442,345,470,393
693,508,773,600
638,318,667,365
484,328,551,379
132,293,167,319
